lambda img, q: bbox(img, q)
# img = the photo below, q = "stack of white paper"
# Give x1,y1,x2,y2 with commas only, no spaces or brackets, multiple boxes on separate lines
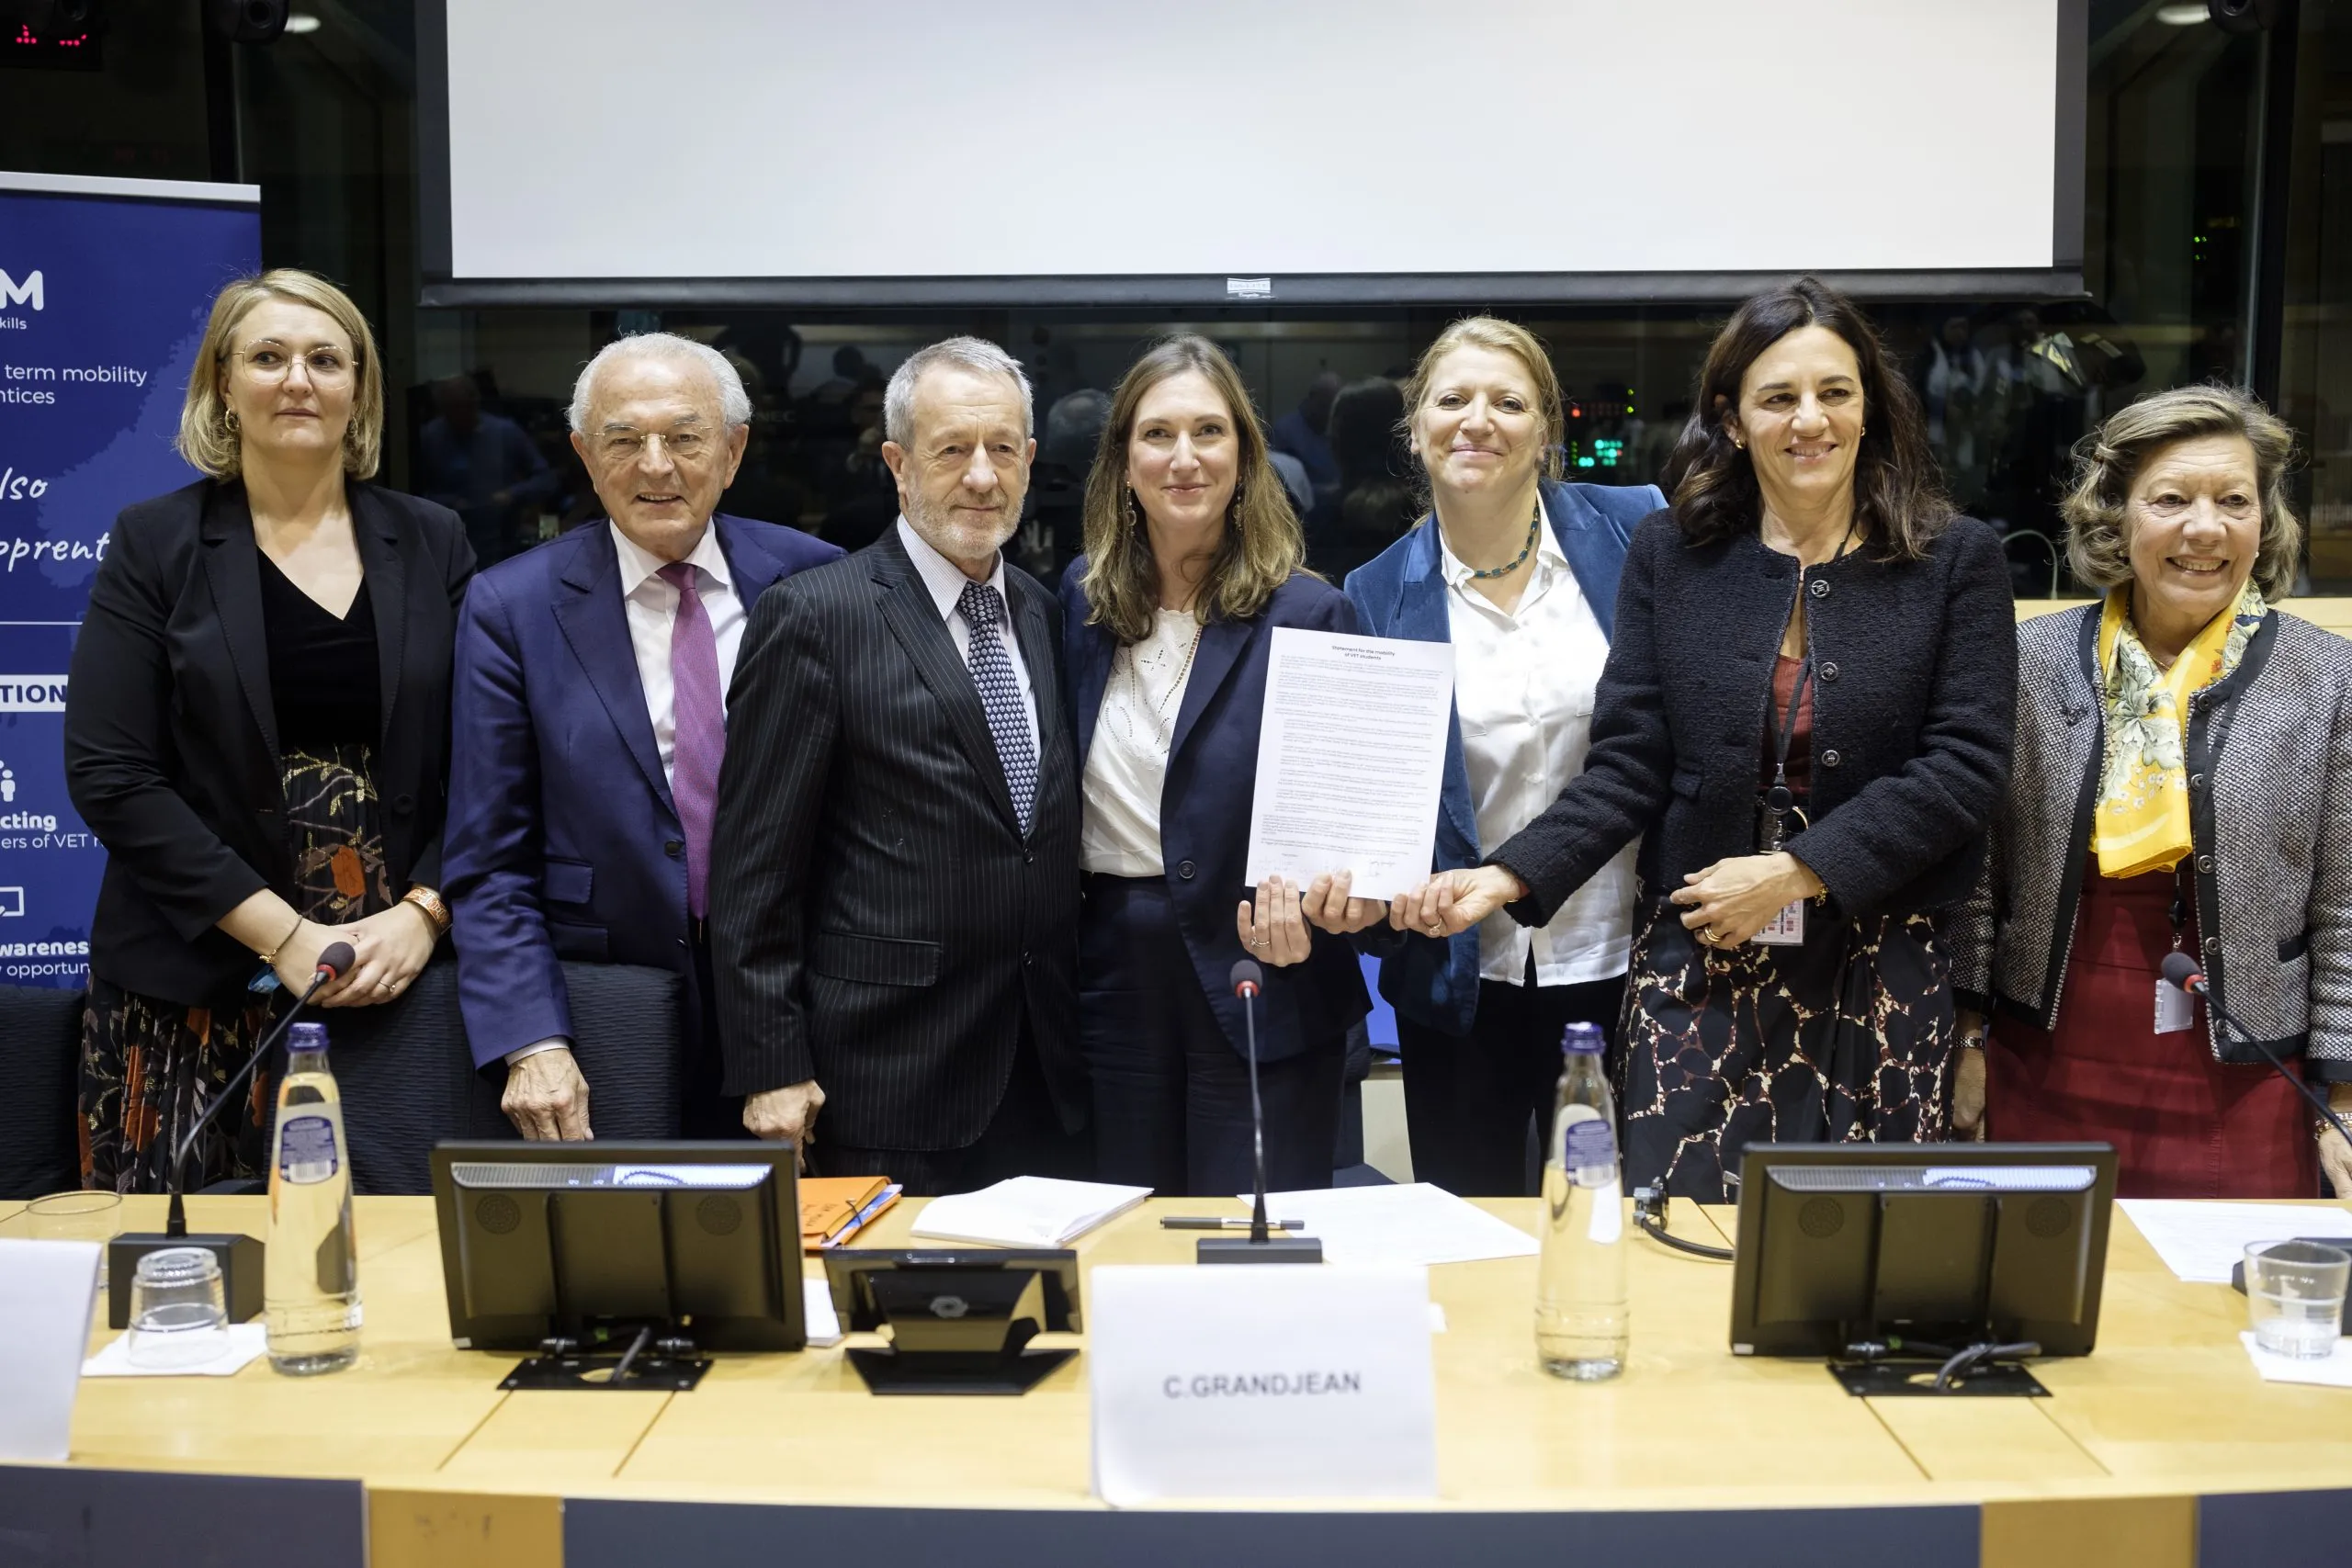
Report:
0,1238,101,1461
802,1280,843,1347
2118,1200,2352,1284
909,1176,1153,1247
1245,1183,1540,1268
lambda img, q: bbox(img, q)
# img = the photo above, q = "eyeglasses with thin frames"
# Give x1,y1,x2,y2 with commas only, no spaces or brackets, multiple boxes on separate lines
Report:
231,345,356,388
594,428,714,463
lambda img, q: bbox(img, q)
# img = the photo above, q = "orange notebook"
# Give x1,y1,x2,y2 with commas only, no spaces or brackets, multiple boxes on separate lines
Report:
799,1175,892,1250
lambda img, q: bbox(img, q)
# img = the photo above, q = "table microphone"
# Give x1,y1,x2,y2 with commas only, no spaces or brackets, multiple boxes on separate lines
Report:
105,940,356,1327
1199,958,1321,1264
2160,951,2352,1167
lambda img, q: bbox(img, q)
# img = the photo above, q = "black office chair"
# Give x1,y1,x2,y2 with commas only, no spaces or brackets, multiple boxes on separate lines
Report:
0,985,85,1199
316,957,686,1195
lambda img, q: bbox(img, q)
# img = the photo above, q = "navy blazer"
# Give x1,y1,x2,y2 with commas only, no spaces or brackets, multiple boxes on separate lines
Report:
443,516,842,1067
1061,563,1371,1064
1340,478,1662,1037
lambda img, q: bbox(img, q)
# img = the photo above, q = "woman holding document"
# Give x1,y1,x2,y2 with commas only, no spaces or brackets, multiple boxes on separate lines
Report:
1061,335,1374,1195
1393,278,2015,1201
1338,317,1662,1196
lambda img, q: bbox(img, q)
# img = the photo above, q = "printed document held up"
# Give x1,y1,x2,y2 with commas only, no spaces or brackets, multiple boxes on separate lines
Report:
1243,627,1453,902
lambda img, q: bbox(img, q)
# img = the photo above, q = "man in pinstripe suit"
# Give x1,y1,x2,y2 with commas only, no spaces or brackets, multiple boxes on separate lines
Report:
709,339,1089,1194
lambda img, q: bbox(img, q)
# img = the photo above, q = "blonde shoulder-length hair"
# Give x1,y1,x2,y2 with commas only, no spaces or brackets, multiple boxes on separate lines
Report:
175,269,385,481
1080,335,1304,645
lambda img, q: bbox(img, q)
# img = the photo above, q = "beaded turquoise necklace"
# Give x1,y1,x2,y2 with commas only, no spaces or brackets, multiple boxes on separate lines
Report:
1464,502,1543,581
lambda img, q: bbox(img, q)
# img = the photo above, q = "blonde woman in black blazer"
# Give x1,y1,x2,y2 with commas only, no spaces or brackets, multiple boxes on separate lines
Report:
64,270,472,1192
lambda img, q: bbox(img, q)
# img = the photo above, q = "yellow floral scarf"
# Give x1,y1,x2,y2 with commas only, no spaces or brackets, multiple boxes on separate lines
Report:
2092,579,2266,878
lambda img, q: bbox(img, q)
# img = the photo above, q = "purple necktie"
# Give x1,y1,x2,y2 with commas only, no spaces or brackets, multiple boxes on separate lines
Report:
658,561,723,919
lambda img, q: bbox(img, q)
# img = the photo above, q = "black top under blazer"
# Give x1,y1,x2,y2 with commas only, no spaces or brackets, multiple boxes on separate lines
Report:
707,528,1089,1151
1490,509,2017,926
64,478,474,1007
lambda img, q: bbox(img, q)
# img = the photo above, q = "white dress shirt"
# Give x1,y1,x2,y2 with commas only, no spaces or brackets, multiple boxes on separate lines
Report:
610,520,748,784
1081,606,1202,876
894,515,1040,761
1442,504,1637,986
505,521,749,1069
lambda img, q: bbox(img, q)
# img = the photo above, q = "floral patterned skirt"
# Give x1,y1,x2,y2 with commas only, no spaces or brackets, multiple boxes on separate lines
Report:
79,743,394,1193
1615,897,1957,1202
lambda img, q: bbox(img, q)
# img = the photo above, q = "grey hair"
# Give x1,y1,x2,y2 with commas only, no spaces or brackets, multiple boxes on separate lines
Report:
2060,383,2303,600
568,331,752,434
883,336,1033,447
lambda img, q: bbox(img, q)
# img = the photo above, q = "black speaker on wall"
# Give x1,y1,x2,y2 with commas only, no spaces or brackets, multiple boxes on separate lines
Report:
2208,0,2286,33
205,0,287,43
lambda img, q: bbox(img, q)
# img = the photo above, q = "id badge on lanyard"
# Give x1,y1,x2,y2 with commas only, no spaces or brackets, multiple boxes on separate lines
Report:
1753,653,1812,947
2154,862,2196,1033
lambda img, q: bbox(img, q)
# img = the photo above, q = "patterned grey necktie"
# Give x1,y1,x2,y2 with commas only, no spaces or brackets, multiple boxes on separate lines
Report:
956,580,1036,831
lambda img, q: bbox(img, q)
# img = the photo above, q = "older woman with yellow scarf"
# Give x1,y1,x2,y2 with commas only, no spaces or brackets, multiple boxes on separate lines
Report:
1950,385,2352,1198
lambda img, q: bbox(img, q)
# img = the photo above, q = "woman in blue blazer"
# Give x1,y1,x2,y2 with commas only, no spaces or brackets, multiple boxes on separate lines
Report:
1062,335,1371,1195
1340,318,1663,1195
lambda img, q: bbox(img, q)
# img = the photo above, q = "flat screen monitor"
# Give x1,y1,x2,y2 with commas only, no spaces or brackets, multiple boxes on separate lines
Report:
1728,1143,2117,1359
430,1140,804,1353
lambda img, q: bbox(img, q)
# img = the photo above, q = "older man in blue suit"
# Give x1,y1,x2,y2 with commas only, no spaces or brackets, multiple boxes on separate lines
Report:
444,333,841,1139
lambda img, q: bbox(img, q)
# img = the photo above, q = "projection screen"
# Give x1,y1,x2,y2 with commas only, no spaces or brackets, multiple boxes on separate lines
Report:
418,0,2085,306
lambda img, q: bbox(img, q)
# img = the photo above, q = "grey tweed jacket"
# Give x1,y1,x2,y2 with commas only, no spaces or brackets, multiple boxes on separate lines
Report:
1949,604,2352,1083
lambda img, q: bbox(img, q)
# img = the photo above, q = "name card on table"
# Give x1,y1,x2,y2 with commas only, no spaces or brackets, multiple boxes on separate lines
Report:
1088,1264,1437,1506
0,1238,102,1461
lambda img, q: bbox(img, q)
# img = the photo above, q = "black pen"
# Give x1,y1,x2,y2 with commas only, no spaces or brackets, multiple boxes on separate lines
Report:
1159,1216,1305,1231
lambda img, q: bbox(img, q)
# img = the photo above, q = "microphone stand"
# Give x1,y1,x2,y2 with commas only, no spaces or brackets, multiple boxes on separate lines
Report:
2165,957,2352,1183
106,942,354,1326
1200,959,1321,1264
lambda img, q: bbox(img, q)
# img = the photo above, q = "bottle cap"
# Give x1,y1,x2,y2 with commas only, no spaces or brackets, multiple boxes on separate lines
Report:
1560,1021,1605,1055
288,1021,328,1053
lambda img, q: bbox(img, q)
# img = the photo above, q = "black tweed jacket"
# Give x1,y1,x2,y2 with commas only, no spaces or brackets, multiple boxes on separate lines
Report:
1490,509,2017,926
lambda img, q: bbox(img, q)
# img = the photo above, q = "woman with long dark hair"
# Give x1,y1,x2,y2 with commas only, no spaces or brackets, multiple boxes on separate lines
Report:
1396,277,2016,1199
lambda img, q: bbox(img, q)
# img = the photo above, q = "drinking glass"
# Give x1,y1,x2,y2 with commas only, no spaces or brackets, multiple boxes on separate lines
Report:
24,1190,122,1291
127,1247,231,1370
2244,1239,2351,1359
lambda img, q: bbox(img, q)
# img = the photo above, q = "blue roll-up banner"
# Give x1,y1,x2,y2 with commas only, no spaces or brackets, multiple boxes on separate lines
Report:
0,173,261,990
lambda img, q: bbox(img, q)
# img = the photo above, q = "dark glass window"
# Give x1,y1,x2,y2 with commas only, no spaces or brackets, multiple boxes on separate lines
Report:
4,3,2323,600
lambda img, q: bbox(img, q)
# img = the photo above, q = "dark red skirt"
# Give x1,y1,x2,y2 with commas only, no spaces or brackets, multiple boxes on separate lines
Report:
1987,855,2317,1199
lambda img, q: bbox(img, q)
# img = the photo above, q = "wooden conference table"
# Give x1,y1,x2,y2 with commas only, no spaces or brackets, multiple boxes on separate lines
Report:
4,1192,2348,1568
